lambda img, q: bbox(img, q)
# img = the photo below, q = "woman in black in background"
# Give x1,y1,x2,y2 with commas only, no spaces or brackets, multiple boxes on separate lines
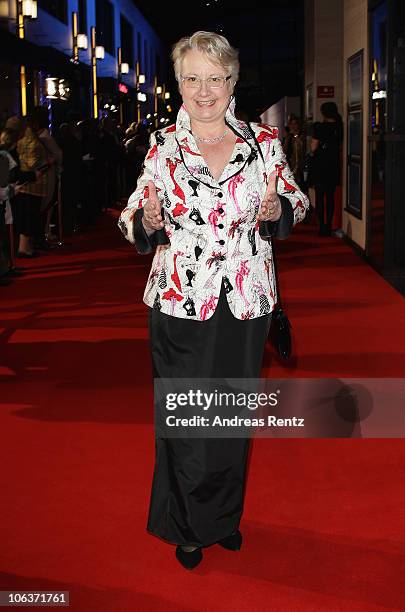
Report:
311,102,343,236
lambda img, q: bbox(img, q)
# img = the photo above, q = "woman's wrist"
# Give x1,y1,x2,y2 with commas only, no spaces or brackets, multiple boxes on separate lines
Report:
266,196,282,221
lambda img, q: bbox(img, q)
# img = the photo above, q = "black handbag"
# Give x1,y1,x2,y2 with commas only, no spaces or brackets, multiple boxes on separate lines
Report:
269,304,292,360
260,232,293,361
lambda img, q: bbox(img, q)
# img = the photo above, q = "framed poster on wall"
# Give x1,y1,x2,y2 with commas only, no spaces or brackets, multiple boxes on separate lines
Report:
346,50,363,218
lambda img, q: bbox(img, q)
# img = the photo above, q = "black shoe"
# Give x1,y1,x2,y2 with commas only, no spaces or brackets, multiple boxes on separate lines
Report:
175,546,203,570
6,268,23,277
34,241,57,251
217,530,242,551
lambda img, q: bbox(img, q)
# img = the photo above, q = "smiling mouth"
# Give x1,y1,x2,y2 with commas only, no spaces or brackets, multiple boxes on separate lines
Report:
195,100,216,106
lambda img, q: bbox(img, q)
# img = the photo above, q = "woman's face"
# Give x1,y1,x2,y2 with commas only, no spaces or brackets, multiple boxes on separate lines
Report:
179,49,233,125
289,119,300,135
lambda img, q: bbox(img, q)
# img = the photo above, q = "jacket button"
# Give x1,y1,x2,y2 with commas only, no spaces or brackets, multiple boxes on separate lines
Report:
217,223,224,229
218,207,224,214
217,192,223,198
218,239,225,245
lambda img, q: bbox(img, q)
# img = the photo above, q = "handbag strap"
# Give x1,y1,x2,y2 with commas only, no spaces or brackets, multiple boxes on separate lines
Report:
246,121,283,310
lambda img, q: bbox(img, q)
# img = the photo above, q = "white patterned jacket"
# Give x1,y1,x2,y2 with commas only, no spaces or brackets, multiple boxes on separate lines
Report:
118,99,309,321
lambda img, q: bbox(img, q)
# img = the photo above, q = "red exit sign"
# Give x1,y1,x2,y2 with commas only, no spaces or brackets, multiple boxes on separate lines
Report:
317,85,334,98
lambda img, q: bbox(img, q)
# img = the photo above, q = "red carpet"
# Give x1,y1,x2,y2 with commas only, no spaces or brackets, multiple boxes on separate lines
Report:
1,213,405,611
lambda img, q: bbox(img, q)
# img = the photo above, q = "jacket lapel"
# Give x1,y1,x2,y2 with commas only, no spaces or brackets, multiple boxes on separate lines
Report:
173,98,256,189
175,103,218,189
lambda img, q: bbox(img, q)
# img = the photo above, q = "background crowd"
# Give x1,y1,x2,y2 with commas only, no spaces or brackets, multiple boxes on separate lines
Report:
0,108,150,287
0,100,343,288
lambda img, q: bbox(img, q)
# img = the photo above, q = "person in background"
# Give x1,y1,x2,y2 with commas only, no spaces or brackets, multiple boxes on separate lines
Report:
0,132,25,283
77,118,99,226
57,123,83,236
283,116,306,189
280,124,290,150
33,106,63,248
0,148,15,285
284,116,313,224
99,116,121,209
310,101,343,236
124,122,150,196
15,114,48,257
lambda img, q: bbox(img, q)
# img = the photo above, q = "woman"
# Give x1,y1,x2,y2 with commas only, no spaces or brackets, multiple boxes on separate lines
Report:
15,114,48,257
284,116,306,188
310,101,343,236
124,122,150,196
284,116,313,224
2,120,38,259
34,106,63,250
118,31,309,569
0,129,26,283
57,123,82,235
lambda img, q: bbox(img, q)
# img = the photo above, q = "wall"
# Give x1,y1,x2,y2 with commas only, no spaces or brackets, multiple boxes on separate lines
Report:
260,97,301,133
304,0,343,122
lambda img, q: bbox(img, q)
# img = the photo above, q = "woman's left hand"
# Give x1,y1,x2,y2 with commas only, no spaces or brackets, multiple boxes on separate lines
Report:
257,171,282,222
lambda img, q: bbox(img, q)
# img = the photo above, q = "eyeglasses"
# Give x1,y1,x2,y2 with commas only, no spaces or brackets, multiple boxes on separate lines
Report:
180,75,232,89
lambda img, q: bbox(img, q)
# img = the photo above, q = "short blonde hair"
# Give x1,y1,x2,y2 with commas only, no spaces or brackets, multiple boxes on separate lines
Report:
171,31,239,84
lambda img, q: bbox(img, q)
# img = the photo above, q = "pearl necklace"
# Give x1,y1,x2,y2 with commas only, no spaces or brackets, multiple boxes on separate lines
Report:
193,129,228,144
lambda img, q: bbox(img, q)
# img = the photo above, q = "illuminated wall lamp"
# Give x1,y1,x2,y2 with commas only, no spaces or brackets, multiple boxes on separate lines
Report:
156,85,162,94
77,33,88,49
95,45,105,60
137,92,146,102
45,77,70,101
164,92,170,99
120,62,129,74
45,77,58,99
138,74,145,84
23,0,37,18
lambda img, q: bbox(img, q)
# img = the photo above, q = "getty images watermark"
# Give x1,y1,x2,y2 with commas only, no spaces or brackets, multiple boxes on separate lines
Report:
164,388,304,429
154,378,405,438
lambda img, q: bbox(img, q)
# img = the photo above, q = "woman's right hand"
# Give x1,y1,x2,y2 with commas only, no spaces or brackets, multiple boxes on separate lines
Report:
142,180,165,232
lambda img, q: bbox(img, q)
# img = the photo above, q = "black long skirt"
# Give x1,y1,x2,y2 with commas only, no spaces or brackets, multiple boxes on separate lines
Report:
14,193,42,238
146,280,272,547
